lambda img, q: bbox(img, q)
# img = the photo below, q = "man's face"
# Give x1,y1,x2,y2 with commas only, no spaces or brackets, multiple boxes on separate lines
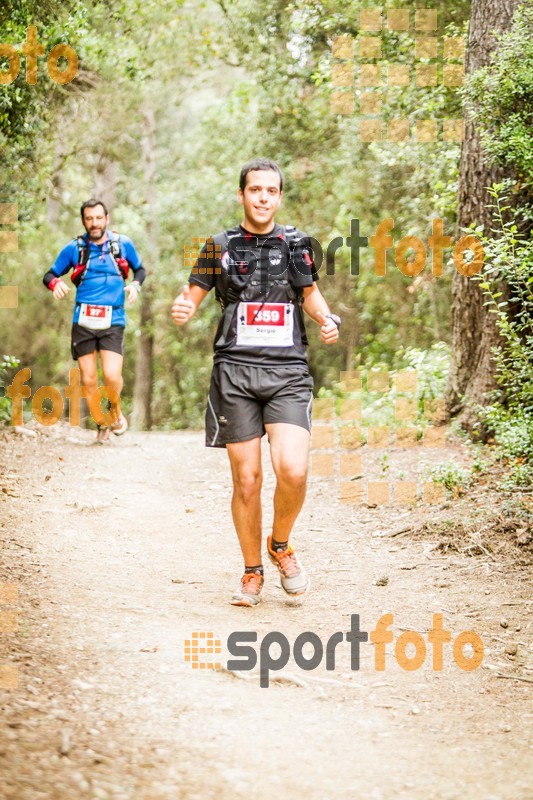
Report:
238,170,282,231
82,205,109,241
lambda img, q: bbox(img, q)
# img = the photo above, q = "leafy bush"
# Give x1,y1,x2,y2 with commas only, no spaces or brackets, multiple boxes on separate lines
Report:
0,355,19,424
481,406,533,461
466,4,533,178
465,5,533,484
475,183,533,469
319,343,450,434
427,463,469,492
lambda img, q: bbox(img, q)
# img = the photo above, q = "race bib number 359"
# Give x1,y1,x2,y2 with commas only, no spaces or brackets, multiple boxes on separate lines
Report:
236,302,294,347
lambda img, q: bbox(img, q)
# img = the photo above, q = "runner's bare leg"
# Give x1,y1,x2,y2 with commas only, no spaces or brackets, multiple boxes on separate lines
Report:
266,422,310,542
77,351,105,427
100,349,124,422
226,437,263,566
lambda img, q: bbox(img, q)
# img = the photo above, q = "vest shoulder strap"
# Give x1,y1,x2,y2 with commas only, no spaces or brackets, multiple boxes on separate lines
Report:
211,230,230,254
213,225,300,251
284,224,299,241
109,230,122,259
77,232,123,261
73,232,128,286
76,236,90,265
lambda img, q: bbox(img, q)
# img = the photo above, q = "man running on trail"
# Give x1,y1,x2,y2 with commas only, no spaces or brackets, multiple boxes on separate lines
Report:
171,158,340,606
43,199,146,442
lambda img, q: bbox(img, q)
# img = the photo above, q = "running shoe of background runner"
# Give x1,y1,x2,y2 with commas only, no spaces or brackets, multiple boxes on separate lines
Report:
110,413,128,436
230,571,264,606
95,425,111,444
267,535,310,596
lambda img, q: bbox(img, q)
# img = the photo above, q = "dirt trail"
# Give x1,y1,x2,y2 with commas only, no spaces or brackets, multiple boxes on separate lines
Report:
0,426,531,800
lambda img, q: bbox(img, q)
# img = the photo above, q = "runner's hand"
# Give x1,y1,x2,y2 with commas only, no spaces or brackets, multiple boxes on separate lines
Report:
53,280,70,300
172,284,195,325
125,282,140,305
316,311,339,345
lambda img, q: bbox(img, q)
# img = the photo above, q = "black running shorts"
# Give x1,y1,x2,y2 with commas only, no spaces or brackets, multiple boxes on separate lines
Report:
71,323,125,360
206,361,314,448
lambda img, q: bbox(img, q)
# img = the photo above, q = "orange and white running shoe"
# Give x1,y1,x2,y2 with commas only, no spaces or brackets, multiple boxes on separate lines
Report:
230,571,264,607
267,535,310,596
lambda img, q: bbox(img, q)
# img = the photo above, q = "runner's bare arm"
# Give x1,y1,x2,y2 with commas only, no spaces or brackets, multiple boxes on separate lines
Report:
171,284,209,326
301,284,339,345
301,283,330,321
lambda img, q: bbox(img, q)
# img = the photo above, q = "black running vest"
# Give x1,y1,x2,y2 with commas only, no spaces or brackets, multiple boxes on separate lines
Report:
189,224,318,366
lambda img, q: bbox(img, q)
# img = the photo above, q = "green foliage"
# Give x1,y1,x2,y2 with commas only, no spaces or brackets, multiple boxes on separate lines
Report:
318,342,450,435
4,0,528,469
427,462,469,491
360,344,449,430
474,183,533,468
482,406,533,461
0,0,94,204
500,462,533,489
460,3,533,484
0,0,470,426
209,0,468,390
400,342,450,401
0,354,19,424
466,5,533,179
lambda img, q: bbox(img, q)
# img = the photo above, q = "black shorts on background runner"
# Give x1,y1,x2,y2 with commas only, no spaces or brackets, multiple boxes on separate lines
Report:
71,323,125,360
206,361,314,448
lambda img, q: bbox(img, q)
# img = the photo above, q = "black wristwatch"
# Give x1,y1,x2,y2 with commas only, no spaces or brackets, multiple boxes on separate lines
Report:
325,313,341,329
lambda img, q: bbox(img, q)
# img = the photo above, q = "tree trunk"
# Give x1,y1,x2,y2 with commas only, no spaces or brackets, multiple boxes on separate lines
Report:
92,155,119,211
46,130,68,226
131,104,157,430
132,287,154,430
445,0,518,432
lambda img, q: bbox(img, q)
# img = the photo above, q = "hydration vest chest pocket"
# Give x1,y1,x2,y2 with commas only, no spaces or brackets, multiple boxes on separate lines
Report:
78,303,113,330
236,302,294,347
